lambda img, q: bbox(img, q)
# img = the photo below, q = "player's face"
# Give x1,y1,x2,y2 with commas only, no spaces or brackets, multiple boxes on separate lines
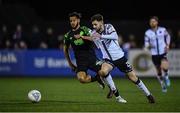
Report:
92,20,103,32
149,19,158,28
69,16,80,29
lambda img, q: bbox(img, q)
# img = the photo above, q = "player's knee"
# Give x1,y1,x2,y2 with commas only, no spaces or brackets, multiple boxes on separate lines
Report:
77,75,86,83
98,70,108,77
155,66,161,73
162,65,168,70
127,71,138,82
77,72,87,83
161,61,169,69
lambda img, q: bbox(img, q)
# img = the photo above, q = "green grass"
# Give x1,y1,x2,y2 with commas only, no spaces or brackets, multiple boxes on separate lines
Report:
0,77,180,112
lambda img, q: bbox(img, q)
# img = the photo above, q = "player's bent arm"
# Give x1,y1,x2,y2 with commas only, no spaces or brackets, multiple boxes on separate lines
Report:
63,45,76,70
101,32,118,40
74,34,93,41
143,42,150,51
144,35,151,51
81,36,93,41
164,29,171,46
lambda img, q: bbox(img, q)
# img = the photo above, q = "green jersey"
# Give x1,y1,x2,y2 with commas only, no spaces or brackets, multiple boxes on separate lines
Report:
64,26,96,59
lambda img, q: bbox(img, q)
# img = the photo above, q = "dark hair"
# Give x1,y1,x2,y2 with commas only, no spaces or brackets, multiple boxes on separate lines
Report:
68,12,82,19
91,14,103,22
150,16,159,22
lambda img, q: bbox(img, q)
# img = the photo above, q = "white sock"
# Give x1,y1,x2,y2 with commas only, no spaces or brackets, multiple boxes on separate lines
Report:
165,75,169,80
163,71,169,79
157,76,164,88
104,74,117,91
136,80,151,96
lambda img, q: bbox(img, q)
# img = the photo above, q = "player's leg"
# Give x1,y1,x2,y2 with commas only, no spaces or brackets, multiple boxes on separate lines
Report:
128,72,155,103
98,62,115,98
154,65,167,92
90,60,114,90
114,56,155,103
98,62,127,103
90,60,127,103
98,62,116,95
99,62,126,102
161,58,170,87
76,71,92,83
98,62,113,90
76,65,100,83
152,55,167,92
127,71,155,103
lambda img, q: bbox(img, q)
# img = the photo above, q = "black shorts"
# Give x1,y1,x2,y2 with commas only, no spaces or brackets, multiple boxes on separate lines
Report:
105,56,133,73
76,55,103,73
152,53,168,67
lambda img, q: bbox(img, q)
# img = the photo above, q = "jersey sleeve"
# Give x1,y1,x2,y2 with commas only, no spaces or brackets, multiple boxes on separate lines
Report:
106,24,116,34
101,24,118,40
164,28,171,45
81,26,92,36
144,32,150,48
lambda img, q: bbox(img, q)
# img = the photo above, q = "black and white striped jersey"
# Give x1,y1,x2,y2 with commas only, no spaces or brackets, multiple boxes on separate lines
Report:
92,24,124,61
144,26,171,55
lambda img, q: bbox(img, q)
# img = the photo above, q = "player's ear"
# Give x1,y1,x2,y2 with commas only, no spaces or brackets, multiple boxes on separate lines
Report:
77,18,80,23
100,20,103,25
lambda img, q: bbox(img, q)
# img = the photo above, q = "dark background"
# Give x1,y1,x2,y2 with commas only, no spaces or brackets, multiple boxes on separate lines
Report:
2,0,180,21
1,0,180,49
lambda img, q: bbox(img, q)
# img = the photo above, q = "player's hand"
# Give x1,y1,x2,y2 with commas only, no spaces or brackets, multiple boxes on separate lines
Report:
91,32,101,40
143,46,149,51
74,34,81,39
149,44,155,49
165,46,170,53
70,64,77,72
71,66,77,72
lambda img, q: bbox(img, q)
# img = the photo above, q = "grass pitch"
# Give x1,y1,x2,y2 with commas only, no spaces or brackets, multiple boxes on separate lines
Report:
0,77,180,112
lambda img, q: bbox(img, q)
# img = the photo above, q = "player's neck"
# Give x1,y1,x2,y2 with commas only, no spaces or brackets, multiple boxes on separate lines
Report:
99,25,104,33
152,26,158,31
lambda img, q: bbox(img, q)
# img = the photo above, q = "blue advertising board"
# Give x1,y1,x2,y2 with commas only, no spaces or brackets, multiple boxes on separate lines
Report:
0,49,124,77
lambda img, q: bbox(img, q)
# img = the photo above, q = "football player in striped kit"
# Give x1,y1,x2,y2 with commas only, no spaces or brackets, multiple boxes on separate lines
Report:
144,16,171,92
78,14,155,103
64,12,127,103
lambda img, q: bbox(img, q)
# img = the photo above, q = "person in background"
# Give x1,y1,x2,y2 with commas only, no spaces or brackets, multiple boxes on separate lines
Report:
144,16,171,92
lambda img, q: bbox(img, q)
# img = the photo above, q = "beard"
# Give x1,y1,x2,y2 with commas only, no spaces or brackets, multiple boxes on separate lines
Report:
95,27,101,33
151,25,157,29
72,23,79,30
96,24,103,33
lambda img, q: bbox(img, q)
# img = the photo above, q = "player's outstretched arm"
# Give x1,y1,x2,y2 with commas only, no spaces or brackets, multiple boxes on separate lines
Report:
144,35,152,50
101,32,118,40
63,45,77,71
74,34,93,41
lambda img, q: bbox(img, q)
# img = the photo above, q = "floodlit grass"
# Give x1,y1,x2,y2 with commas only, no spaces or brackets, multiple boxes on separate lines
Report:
0,77,179,112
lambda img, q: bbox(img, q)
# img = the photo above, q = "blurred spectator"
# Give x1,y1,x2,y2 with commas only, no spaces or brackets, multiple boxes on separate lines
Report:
0,25,13,49
122,41,130,59
12,24,27,49
57,35,64,49
118,34,123,46
44,27,59,49
0,27,3,48
28,25,43,49
39,42,48,49
174,30,180,48
0,23,178,50
121,34,137,58
166,28,174,48
128,34,137,48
